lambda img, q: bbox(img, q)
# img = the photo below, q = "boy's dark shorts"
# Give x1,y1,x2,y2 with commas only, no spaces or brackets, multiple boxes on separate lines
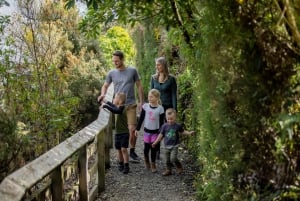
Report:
115,133,129,150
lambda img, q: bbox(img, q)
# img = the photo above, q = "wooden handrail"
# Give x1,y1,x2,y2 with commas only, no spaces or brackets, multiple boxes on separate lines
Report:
0,85,114,201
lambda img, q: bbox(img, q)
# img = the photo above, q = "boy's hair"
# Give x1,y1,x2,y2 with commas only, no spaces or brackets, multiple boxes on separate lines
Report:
166,108,176,116
116,92,126,104
113,50,124,60
149,89,162,105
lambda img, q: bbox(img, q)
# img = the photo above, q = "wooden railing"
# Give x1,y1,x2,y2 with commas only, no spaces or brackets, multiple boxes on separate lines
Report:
0,85,114,201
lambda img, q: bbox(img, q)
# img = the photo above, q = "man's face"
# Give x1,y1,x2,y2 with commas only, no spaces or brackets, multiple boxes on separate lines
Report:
112,55,123,69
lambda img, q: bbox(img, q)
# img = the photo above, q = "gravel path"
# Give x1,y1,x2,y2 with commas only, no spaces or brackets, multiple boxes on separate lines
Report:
95,134,199,201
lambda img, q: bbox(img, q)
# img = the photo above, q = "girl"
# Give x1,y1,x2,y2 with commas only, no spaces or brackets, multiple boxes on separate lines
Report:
135,89,165,173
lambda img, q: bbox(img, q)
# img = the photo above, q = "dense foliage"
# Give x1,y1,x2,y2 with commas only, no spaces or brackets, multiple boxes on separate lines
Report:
1,0,299,200
73,0,300,200
0,0,105,180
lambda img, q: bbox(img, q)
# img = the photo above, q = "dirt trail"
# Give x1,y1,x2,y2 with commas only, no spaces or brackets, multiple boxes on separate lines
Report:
95,133,199,201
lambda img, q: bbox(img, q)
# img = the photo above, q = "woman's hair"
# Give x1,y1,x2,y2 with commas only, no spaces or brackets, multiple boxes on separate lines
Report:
153,57,169,81
149,89,162,105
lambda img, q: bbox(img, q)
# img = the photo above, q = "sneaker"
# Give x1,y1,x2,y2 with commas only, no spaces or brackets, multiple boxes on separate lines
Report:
130,151,140,162
162,169,172,176
151,163,157,173
123,164,129,174
176,167,183,174
118,162,124,172
176,163,183,174
144,160,150,169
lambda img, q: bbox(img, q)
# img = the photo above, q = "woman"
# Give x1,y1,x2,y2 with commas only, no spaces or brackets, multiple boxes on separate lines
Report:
150,57,177,112
150,57,177,159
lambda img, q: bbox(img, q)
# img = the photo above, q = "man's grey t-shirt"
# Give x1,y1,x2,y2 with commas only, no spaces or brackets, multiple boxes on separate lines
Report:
105,66,141,105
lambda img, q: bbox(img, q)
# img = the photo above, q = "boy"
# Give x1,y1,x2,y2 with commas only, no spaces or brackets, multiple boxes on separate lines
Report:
152,108,195,176
102,92,130,174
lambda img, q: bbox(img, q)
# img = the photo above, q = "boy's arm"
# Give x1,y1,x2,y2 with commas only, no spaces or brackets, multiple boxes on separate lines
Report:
103,102,124,114
152,134,163,147
182,130,195,135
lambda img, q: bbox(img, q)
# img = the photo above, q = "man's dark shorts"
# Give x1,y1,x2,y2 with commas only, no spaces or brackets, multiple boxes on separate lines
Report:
115,133,129,150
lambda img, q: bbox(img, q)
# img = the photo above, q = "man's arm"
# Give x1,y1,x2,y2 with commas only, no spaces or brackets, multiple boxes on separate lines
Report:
98,82,110,102
135,80,144,110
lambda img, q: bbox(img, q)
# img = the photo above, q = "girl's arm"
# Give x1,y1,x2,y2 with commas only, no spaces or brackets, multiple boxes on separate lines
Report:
136,108,146,131
159,112,165,127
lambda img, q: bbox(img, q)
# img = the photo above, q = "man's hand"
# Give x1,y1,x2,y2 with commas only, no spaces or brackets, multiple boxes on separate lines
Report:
137,102,142,113
97,95,105,104
134,130,139,137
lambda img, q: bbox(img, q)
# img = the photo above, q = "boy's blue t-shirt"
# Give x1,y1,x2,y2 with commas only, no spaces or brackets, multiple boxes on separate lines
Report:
160,122,184,147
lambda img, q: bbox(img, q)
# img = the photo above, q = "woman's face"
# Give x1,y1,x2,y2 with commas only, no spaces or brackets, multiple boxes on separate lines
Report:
155,62,164,73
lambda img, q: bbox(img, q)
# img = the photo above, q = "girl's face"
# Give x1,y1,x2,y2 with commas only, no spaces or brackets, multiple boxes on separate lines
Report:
155,62,164,73
148,93,158,105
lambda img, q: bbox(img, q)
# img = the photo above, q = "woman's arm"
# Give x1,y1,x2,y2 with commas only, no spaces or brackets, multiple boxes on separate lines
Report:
171,76,178,111
150,76,154,89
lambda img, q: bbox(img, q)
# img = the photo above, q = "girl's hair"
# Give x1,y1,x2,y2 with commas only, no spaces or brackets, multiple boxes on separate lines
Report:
116,92,126,104
149,89,162,105
153,57,169,81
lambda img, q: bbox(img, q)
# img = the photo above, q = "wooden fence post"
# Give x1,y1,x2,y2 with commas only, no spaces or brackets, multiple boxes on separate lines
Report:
105,114,113,169
78,146,88,201
97,130,105,193
51,166,63,201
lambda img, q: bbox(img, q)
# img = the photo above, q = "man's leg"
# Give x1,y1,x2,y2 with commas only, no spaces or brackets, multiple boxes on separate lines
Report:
129,124,140,160
127,104,140,161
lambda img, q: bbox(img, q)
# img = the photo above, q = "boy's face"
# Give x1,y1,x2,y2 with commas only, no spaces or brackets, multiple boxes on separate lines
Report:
166,113,176,124
113,95,121,105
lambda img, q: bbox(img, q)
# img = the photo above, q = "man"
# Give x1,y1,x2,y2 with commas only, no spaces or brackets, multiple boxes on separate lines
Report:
98,50,144,162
